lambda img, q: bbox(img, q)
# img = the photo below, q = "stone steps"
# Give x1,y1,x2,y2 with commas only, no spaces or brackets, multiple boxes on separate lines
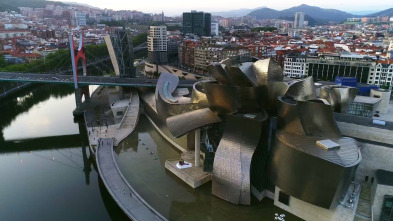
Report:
355,184,372,220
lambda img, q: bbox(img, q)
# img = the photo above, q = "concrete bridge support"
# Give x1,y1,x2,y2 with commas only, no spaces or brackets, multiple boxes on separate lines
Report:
70,33,89,117
73,86,90,116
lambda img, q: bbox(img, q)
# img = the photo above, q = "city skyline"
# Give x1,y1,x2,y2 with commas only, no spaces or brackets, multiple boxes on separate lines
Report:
56,0,392,16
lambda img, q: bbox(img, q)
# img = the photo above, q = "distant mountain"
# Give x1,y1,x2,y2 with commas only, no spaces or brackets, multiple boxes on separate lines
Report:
0,0,63,12
281,4,354,22
248,8,281,19
248,4,354,24
348,10,379,15
212,7,266,18
61,1,101,10
366,8,393,17
278,14,318,26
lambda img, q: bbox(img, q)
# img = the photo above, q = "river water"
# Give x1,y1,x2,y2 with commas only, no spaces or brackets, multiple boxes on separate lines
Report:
0,84,129,221
0,84,301,221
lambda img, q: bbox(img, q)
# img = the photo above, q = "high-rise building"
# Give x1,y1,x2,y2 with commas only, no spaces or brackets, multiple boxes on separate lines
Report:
387,39,393,59
74,11,86,27
211,23,219,36
294,12,305,28
183,11,211,36
148,26,168,64
282,53,390,88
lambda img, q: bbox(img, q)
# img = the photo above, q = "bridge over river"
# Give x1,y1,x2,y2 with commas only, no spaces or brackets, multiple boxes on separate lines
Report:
0,72,196,88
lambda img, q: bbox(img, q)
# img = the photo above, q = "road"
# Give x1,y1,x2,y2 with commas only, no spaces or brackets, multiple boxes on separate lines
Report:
0,72,197,88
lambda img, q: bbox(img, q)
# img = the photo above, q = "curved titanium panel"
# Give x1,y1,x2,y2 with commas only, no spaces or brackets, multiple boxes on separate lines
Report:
212,114,267,205
155,72,179,103
270,131,361,209
155,73,209,119
173,88,190,96
266,82,290,115
235,86,261,113
203,83,238,115
206,63,232,85
252,58,283,86
166,108,222,138
297,99,342,138
225,62,255,87
277,96,306,136
285,76,317,101
320,86,358,113
202,82,261,115
190,81,209,106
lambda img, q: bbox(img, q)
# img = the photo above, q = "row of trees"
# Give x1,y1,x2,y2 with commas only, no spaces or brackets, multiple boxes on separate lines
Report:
0,33,148,74
251,27,277,32
0,44,109,73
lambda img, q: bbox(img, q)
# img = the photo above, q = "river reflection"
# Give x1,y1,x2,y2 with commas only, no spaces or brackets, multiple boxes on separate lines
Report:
0,84,129,221
115,116,302,221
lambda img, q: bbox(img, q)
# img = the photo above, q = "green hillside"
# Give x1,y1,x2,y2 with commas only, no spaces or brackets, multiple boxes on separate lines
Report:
0,0,64,12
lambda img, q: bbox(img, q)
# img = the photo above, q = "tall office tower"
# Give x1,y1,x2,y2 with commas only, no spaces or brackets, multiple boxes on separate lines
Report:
294,12,305,28
211,23,219,36
182,11,211,36
105,29,136,77
148,26,168,64
387,39,393,58
74,11,86,26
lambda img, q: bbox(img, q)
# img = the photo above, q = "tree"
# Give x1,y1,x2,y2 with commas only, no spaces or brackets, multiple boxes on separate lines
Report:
0,54,6,68
251,27,277,32
132,33,147,46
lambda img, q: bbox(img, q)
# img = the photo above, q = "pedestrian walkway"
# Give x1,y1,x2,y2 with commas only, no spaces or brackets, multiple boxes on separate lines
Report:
354,184,372,221
87,90,140,146
96,138,166,221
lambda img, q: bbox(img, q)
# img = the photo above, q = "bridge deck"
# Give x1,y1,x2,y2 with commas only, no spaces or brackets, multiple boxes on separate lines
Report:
96,138,166,221
0,72,196,87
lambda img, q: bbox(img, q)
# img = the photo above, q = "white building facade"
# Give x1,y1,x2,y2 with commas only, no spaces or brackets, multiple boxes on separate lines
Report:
294,12,305,28
75,11,86,26
211,23,219,36
283,56,307,78
147,26,168,64
367,62,393,89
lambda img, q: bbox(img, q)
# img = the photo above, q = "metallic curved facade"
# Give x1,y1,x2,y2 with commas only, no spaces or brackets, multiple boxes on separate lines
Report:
271,94,360,209
285,76,317,101
320,85,358,113
252,58,283,86
212,113,267,205
155,72,209,119
225,62,256,87
206,63,232,85
202,83,261,115
270,131,361,209
142,58,362,210
190,81,209,106
166,108,221,138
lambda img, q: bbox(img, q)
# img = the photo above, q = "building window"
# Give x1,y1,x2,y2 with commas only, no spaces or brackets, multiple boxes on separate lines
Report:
278,191,290,206
380,196,393,221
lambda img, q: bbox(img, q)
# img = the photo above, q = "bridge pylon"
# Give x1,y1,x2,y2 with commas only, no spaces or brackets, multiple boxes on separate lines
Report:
69,33,90,116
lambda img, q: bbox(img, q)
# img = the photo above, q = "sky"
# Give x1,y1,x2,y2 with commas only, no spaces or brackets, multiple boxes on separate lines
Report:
60,0,392,16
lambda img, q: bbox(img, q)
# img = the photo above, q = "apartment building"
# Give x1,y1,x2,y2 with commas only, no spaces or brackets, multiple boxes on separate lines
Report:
147,26,168,64
283,53,374,84
368,60,393,88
